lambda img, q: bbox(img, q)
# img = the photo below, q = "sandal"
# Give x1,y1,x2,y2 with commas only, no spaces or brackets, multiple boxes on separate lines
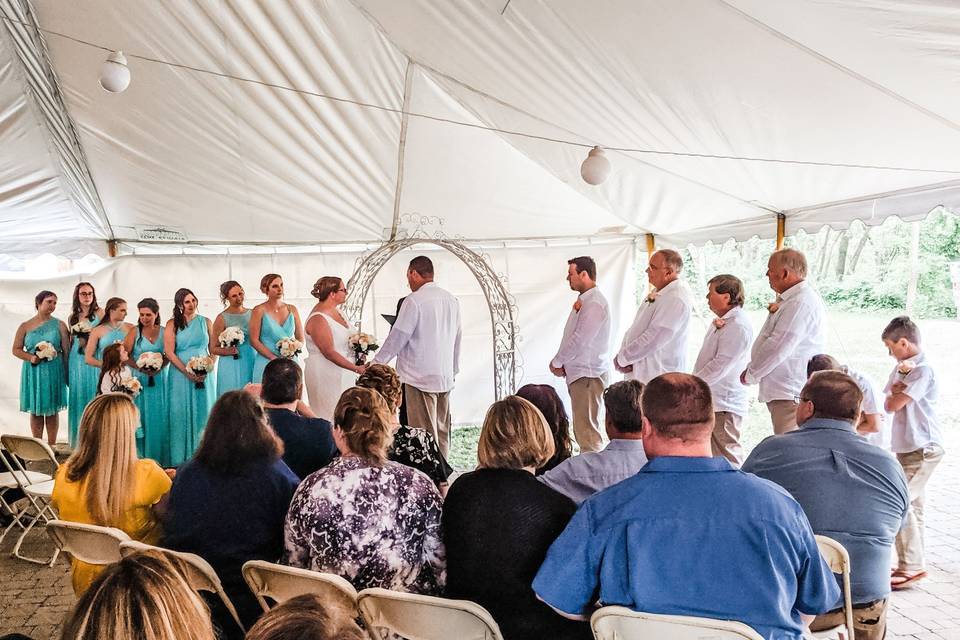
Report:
891,569,927,590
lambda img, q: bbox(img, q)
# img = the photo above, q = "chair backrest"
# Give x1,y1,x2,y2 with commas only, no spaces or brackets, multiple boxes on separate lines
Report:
241,560,358,614
358,587,504,640
815,535,855,638
591,607,766,640
0,435,58,468
47,520,131,565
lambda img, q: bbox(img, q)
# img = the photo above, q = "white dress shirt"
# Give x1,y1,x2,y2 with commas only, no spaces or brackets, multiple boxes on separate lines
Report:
693,306,753,416
551,287,611,383
882,352,943,454
744,280,826,402
373,282,461,393
841,365,889,449
615,279,693,384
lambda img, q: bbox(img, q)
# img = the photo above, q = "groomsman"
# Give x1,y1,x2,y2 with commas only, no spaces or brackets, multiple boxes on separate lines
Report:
374,256,462,455
741,248,826,434
615,249,693,383
550,256,611,453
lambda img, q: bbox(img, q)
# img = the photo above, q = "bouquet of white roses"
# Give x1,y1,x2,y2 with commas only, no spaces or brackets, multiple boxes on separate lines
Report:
32,341,57,366
276,337,303,359
120,377,142,398
70,318,94,353
348,332,379,365
187,355,214,389
136,352,163,386
218,326,245,360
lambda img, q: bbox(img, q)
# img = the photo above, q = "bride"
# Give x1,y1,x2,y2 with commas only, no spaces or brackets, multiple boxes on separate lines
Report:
303,276,365,420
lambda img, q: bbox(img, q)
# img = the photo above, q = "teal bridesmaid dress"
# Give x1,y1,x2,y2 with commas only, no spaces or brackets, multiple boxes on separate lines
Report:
131,326,169,464
251,312,297,383
216,310,255,397
67,316,100,447
167,316,216,466
20,319,67,416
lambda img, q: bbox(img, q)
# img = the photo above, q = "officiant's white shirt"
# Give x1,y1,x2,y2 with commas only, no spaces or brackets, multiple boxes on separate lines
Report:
551,286,611,383
744,279,826,402
615,279,693,384
693,306,753,416
373,282,462,393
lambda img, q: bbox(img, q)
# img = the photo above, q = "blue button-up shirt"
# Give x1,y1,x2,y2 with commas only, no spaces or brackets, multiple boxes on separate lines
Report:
533,456,839,640
538,438,648,505
743,418,909,605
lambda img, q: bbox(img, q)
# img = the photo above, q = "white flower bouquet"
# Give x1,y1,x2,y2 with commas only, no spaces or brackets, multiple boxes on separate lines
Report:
70,318,94,353
187,355,214,389
218,326,245,360
348,332,379,365
32,341,57,366
120,377,142,398
136,352,163,386
276,337,303,359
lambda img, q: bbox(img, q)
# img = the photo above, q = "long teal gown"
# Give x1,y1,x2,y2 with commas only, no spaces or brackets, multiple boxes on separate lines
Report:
20,319,67,416
67,316,101,447
167,316,216,467
251,312,297,383
216,310,255,397
131,326,169,465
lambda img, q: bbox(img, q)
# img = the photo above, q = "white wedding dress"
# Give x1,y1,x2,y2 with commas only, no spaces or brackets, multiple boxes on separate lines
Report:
304,311,355,421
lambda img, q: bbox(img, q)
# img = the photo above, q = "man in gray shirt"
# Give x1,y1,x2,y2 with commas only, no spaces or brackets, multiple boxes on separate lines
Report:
539,380,647,504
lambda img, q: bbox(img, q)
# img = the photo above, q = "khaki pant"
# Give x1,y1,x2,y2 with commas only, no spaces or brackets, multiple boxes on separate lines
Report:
896,444,945,571
767,399,799,434
404,384,451,457
711,411,743,466
810,598,887,640
568,376,604,453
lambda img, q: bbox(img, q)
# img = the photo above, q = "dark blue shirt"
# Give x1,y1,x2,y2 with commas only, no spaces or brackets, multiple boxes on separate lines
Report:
533,456,840,640
743,418,909,605
265,408,337,479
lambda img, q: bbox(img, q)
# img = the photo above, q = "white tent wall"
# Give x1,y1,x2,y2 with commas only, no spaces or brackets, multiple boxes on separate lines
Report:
0,239,636,437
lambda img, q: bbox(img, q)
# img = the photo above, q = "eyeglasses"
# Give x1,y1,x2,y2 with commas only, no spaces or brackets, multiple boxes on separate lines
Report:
337,288,348,293
793,395,811,404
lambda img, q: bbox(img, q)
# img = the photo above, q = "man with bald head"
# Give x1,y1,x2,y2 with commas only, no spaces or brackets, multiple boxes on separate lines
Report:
535,373,839,640
742,248,826,433
615,249,693,383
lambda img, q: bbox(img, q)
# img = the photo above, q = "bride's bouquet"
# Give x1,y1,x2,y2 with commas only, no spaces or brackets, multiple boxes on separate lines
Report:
70,318,94,354
187,355,214,389
348,332,379,365
136,352,163,386
218,326,245,360
276,337,303,359
120,377,142,398
32,341,57,366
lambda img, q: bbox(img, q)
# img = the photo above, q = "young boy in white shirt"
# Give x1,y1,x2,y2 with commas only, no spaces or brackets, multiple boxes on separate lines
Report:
882,316,945,590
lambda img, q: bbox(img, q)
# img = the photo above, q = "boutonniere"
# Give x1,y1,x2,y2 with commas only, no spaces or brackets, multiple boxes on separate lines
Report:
767,301,780,314
897,360,916,377
573,300,583,313
712,318,726,330
646,291,659,304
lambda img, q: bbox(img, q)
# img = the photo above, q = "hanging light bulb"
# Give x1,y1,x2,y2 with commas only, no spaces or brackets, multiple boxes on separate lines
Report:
580,146,611,185
99,51,130,93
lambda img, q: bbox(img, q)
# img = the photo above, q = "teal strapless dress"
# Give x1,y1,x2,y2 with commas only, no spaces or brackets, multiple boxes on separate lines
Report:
166,316,216,466
216,310,255,397
252,312,297,383
132,327,169,465
20,319,67,416
67,316,101,447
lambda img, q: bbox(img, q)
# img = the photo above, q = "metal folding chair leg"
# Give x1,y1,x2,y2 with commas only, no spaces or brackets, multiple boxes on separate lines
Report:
10,496,59,565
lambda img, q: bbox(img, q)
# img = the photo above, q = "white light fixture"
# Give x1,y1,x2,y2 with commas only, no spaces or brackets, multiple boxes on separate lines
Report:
580,146,611,185
99,50,130,93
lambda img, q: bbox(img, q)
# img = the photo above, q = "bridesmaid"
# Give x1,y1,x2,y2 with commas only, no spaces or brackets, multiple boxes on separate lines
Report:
12,291,70,445
67,282,103,447
123,298,169,465
211,280,254,396
85,297,134,372
249,273,304,383
164,288,217,466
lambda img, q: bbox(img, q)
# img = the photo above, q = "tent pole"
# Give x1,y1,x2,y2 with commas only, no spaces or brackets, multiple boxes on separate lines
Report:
776,214,786,250
645,233,656,260
106,240,117,257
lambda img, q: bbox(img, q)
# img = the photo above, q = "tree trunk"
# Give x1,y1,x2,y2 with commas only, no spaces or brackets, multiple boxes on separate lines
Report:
906,221,921,314
848,227,871,274
817,229,835,279
834,231,850,280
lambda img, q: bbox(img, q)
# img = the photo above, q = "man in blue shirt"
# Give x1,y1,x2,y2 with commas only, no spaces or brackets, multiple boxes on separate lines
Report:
743,370,909,640
533,372,839,640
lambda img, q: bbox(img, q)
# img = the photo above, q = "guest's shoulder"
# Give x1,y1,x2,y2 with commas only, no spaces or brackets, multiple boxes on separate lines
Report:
733,469,802,508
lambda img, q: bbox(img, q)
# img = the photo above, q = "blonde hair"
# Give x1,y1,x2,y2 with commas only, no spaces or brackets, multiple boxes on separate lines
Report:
64,394,140,529
355,364,403,413
771,248,808,278
60,549,216,640
333,387,394,464
477,396,555,470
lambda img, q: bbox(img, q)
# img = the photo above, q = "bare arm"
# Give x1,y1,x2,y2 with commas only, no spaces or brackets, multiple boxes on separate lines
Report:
248,306,274,360
291,305,304,342
122,330,138,367
85,325,105,367
306,314,361,373
205,318,218,368
857,413,880,435
885,391,911,413
11,322,35,363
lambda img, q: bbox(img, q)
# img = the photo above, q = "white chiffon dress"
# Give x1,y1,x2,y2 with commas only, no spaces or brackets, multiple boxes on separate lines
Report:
304,311,356,421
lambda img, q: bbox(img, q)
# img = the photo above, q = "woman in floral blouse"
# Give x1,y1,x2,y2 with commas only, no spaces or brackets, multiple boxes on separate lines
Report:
283,386,445,595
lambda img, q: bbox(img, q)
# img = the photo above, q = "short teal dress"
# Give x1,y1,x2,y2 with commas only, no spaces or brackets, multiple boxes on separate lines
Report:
167,316,216,467
131,326,169,465
252,312,297,383
67,315,101,447
216,310,255,397
20,319,67,416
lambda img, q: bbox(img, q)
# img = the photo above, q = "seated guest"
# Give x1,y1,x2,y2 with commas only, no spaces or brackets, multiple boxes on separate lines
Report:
244,593,365,640
284,387,444,594
260,358,338,478
743,370,909,640
516,384,574,474
539,380,647,504
163,390,299,633
59,549,216,640
355,363,453,491
807,354,888,447
443,396,589,640
534,373,840,640
51,393,172,595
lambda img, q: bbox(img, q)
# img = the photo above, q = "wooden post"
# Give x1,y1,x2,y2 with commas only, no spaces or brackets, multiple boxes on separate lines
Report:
775,214,786,250
645,233,656,260
106,240,117,258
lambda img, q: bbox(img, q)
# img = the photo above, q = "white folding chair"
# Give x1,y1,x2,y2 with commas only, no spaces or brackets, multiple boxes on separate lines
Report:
119,540,245,634
357,587,504,640
590,607,765,640
813,535,855,640
46,519,130,567
241,559,359,614
0,434,60,565
0,445,51,546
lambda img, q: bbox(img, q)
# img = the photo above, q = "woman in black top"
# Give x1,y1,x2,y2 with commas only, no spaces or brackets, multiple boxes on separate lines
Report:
442,396,590,640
